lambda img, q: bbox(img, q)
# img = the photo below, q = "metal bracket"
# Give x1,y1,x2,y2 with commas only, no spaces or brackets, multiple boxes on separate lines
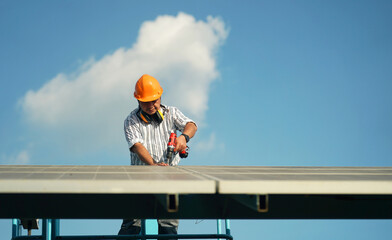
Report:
156,194,179,212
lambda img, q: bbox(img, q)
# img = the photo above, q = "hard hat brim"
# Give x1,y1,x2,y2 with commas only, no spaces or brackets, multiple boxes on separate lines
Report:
134,92,162,102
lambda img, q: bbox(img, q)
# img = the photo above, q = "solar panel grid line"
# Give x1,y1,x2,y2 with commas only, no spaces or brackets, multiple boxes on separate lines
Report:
123,166,133,181
93,165,99,180
176,166,223,181
175,166,223,193
55,166,73,180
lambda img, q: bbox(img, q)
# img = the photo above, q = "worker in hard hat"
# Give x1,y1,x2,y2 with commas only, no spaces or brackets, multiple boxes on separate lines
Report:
118,74,197,238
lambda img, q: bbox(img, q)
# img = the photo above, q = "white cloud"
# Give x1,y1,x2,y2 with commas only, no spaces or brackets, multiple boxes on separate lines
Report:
1,150,30,165
19,12,228,152
194,132,225,153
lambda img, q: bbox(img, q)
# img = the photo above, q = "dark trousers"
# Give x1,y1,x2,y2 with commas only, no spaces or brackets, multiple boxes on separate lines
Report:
118,219,178,240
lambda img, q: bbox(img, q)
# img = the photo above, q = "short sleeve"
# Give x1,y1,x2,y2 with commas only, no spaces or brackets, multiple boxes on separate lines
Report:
124,116,144,149
171,107,197,132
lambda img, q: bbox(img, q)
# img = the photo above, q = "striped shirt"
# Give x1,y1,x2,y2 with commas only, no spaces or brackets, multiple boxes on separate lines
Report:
124,105,196,166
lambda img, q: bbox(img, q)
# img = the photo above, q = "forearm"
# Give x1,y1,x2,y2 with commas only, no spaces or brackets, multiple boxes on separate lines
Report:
182,122,197,139
130,143,157,165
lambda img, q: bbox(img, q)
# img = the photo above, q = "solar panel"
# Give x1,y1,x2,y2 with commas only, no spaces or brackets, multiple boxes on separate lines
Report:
0,165,391,194
182,166,392,194
0,165,216,194
1,165,392,219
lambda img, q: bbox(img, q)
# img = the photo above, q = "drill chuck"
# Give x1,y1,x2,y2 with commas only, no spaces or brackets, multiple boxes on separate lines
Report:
166,146,175,160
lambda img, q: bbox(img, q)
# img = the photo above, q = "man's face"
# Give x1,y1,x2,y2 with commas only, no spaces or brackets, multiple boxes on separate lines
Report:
139,98,161,115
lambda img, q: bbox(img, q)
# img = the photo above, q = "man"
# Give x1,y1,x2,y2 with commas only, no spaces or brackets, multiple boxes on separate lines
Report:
118,74,197,237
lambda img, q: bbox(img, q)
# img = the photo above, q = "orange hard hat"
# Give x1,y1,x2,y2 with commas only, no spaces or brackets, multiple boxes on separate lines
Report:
134,74,163,102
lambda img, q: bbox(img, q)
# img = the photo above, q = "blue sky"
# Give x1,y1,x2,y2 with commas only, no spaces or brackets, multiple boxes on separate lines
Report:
1,0,391,239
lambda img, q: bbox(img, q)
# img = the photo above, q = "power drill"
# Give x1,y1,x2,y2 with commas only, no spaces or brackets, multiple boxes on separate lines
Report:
166,131,189,162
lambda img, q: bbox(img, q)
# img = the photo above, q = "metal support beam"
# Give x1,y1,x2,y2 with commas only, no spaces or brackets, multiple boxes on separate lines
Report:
52,219,60,239
2,194,392,219
230,194,268,213
12,220,232,240
217,219,231,239
141,219,146,237
225,220,231,235
46,234,233,239
12,219,20,239
45,219,52,240
217,219,222,240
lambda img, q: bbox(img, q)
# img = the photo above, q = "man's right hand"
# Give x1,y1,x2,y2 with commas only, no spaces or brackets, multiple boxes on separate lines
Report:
132,143,169,166
154,162,168,166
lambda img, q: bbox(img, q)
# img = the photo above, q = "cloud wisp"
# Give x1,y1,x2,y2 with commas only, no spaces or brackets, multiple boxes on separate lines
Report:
1,150,30,165
19,12,228,152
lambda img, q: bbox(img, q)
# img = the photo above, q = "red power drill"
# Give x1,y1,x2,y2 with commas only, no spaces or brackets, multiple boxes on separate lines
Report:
166,131,189,162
